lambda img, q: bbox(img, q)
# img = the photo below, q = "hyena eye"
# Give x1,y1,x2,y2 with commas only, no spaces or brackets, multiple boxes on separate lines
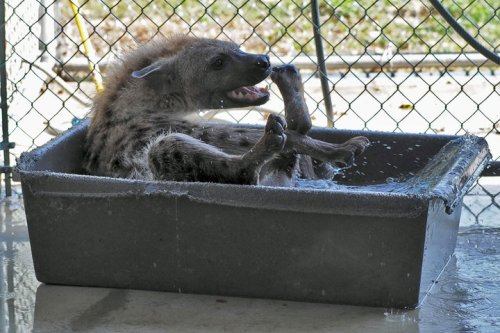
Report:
211,58,224,70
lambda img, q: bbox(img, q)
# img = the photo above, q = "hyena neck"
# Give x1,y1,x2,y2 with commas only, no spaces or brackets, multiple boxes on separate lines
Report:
111,81,194,119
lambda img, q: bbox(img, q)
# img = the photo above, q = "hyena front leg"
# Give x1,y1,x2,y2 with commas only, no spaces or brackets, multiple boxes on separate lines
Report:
258,64,312,184
271,64,312,135
147,114,287,184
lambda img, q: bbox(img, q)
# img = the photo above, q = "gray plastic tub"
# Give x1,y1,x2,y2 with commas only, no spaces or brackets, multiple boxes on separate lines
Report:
17,120,490,308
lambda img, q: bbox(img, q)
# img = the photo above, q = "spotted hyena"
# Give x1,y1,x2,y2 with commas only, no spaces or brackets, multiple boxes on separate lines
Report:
83,36,369,186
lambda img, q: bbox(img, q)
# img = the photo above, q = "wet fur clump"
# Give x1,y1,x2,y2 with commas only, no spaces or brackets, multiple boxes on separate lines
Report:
83,36,369,186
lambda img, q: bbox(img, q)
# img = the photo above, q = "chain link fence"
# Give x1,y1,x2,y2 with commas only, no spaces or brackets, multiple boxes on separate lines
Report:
1,0,499,224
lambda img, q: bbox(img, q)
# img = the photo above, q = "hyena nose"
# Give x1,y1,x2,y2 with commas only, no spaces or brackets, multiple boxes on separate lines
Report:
255,55,270,70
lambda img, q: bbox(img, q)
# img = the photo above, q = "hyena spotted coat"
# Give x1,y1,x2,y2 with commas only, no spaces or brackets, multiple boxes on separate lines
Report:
83,36,369,185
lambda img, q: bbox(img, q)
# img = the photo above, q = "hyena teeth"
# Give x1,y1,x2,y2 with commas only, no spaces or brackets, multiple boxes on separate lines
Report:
228,86,269,100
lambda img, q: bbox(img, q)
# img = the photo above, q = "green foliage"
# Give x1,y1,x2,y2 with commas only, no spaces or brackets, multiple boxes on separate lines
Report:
61,0,499,56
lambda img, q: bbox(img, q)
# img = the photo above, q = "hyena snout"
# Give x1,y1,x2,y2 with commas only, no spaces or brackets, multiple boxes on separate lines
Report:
254,54,271,70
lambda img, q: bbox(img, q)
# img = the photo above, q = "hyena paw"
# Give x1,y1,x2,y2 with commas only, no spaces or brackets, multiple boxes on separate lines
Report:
264,114,287,152
270,64,301,87
344,136,370,155
271,64,298,76
331,136,369,168
333,149,355,168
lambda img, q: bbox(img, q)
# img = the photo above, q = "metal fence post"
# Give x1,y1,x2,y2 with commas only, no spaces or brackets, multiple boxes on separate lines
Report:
311,0,334,127
1,0,12,196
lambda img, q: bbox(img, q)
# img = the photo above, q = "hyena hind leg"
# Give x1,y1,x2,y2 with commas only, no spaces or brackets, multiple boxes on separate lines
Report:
147,114,287,184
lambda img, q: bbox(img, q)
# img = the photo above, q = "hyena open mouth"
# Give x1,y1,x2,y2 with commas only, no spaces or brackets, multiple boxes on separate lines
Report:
226,85,270,104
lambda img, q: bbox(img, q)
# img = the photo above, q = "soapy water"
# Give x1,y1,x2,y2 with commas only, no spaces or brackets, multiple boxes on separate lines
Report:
296,134,488,199
296,159,444,196
296,175,427,194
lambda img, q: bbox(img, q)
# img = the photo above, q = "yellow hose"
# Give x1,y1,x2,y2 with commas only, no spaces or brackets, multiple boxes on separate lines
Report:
69,0,104,92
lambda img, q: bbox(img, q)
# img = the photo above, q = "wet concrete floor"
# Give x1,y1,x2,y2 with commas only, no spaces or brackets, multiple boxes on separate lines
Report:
1,193,499,333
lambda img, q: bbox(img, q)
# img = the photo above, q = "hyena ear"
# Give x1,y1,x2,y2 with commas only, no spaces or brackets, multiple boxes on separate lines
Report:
131,62,163,79
131,59,177,92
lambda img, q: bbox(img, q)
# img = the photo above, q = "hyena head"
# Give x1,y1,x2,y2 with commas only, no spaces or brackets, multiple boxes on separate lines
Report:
131,38,272,110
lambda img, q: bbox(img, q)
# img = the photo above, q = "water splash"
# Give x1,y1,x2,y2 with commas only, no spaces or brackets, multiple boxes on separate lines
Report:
297,135,489,209
296,175,427,194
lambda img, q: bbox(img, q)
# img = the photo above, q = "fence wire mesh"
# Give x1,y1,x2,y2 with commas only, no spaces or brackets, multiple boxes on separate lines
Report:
1,0,499,225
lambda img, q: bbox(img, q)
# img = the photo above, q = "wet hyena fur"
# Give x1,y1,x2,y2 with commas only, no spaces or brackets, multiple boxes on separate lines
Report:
83,36,369,186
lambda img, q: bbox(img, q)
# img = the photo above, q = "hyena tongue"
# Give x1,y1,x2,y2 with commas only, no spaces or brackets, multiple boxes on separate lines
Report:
227,86,269,101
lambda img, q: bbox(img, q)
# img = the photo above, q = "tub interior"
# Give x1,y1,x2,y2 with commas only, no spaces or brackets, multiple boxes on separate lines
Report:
22,121,461,184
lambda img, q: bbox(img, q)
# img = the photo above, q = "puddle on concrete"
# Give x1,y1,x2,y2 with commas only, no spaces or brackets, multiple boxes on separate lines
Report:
1,193,499,332
0,194,39,333
417,226,500,332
